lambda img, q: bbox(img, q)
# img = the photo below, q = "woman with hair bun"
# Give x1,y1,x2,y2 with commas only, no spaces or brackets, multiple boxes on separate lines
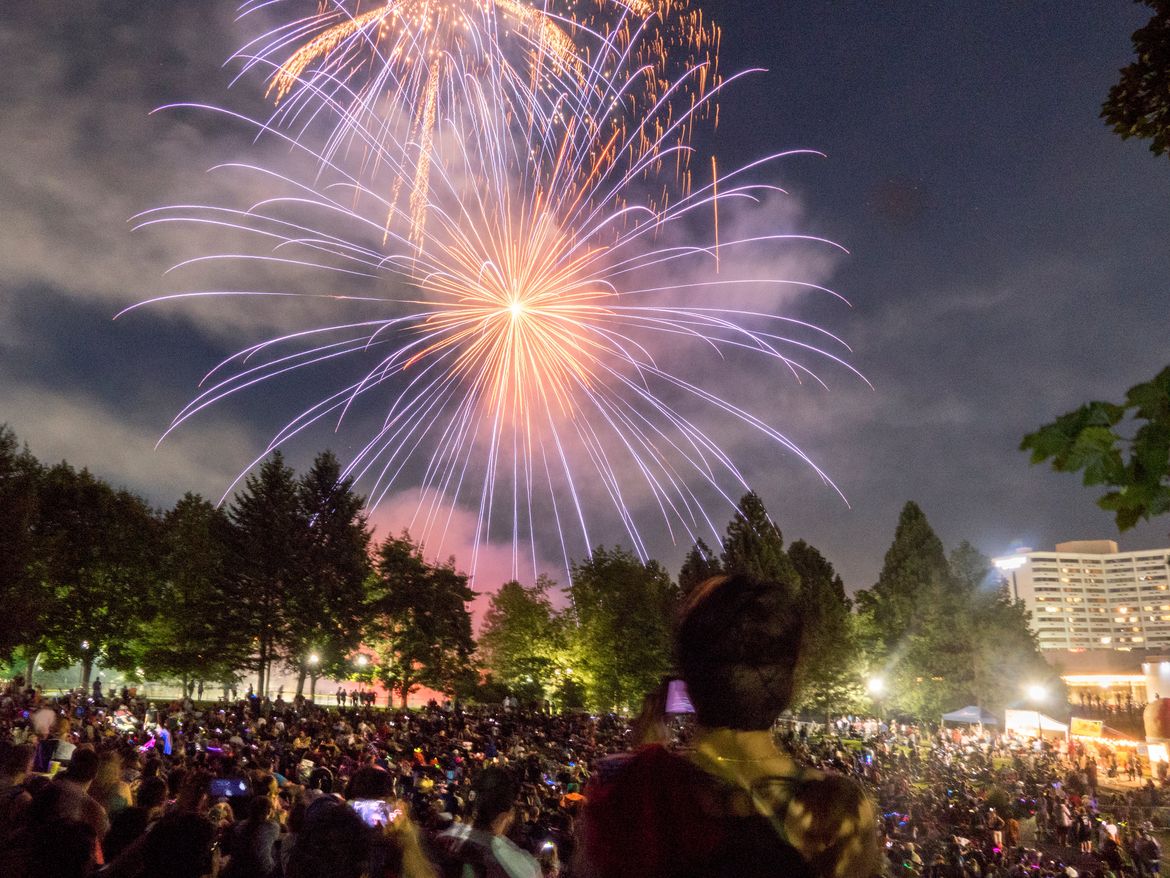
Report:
580,573,880,878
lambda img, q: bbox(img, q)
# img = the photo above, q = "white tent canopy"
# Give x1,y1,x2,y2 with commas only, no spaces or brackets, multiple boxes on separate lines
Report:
1004,708,1068,738
942,705,999,726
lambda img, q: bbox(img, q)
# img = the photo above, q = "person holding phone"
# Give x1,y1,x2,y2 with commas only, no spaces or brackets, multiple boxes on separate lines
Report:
581,573,880,878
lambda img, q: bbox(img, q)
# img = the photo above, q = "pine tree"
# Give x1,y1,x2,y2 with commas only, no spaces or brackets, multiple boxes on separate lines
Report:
678,539,722,596
287,451,373,699
788,540,861,716
228,452,306,697
721,492,799,594
479,576,565,702
138,494,246,689
854,503,1063,719
855,500,951,650
32,464,160,688
0,426,43,666
950,540,991,595
570,547,677,712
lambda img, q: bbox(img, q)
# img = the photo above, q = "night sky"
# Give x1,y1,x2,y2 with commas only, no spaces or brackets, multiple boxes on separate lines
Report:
2,2,1168,596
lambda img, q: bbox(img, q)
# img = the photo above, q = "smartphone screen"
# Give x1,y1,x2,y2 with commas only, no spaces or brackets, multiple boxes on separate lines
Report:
351,799,400,828
209,777,251,798
665,679,695,715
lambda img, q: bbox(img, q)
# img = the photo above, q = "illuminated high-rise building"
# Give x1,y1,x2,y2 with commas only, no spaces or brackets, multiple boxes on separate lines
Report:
995,541,1170,651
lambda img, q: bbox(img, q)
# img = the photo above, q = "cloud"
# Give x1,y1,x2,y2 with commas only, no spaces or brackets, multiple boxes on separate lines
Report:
0,4,863,588
0,382,258,505
0,3,385,346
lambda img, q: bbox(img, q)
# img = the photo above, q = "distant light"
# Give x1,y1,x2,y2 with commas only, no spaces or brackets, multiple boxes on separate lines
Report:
308,653,320,666
867,676,886,696
1026,684,1047,703
995,555,1028,571
80,640,90,651
356,655,369,667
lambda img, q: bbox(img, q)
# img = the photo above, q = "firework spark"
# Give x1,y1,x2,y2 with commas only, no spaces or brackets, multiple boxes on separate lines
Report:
237,0,720,244
133,2,862,582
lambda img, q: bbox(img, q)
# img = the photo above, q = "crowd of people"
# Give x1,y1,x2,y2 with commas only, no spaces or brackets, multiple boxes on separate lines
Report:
0,682,615,878
779,722,1168,878
1,573,1168,878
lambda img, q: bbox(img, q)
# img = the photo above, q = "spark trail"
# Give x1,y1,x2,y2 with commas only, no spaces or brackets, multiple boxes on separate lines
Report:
132,1,863,583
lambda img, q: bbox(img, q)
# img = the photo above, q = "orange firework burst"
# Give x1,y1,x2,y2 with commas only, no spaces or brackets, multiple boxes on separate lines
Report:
139,2,859,582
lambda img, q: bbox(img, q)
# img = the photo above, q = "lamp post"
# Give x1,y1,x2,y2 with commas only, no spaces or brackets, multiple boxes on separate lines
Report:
868,676,886,724
80,640,91,691
307,653,320,703
1026,683,1047,741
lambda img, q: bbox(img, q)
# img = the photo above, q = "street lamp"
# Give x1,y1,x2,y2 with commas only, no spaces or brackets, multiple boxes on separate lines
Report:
355,655,369,668
1025,683,1047,740
80,641,91,690
308,653,320,667
867,676,886,724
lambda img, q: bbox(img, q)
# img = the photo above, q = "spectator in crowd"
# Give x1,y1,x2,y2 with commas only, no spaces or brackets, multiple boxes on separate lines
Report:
222,793,281,878
581,573,878,878
89,750,133,817
0,742,35,830
436,765,541,878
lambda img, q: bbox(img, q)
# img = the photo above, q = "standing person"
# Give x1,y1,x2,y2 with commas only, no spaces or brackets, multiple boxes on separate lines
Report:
52,747,111,842
1137,826,1162,878
1055,799,1072,847
141,812,220,878
1035,793,1050,841
581,573,878,878
88,750,133,817
987,808,1005,849
0,742,34,831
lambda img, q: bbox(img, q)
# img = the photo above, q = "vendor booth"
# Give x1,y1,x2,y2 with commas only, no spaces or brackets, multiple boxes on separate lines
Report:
941,706,999,726
1004,708,1068,740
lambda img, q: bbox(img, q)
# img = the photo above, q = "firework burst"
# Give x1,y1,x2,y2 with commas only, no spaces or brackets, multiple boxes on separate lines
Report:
132,2,863,582
235,0,720,244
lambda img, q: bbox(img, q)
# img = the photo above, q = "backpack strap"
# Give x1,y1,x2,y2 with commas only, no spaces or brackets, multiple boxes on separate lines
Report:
688,750,811,848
